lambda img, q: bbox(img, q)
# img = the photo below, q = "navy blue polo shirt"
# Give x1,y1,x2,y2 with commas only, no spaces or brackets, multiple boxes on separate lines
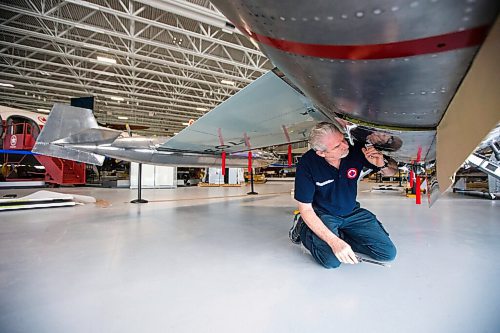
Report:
294,142,378,216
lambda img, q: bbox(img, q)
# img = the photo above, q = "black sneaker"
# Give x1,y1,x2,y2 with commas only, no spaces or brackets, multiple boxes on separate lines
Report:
289,212,304,244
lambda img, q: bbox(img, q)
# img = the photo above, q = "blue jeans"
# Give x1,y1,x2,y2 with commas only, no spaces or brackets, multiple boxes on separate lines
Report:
300,206,397,269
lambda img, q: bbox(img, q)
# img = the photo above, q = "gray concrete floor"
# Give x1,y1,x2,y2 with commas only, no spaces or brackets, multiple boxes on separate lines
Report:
0,181,499,333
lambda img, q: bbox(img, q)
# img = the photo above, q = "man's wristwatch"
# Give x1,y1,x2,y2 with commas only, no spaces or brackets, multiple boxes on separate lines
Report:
381,158,389,168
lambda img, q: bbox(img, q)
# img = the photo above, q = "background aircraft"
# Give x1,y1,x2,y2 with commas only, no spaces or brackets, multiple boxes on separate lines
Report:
33,103,280,169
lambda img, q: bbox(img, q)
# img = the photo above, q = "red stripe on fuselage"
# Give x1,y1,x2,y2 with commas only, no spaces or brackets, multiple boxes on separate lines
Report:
241,25,490,59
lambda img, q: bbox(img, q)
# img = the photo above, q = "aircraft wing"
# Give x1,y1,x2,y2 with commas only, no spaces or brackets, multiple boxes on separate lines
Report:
208,0,499,195
161,70,329,154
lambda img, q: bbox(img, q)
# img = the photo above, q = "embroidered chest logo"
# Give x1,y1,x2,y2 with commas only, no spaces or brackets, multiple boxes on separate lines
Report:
316,179,334,186
347,168,358,179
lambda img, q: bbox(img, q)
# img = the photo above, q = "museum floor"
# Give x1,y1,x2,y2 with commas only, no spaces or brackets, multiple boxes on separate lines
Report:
1,181,499,333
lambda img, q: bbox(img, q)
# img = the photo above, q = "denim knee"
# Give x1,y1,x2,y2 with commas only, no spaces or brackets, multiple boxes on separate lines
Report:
313,251,342,269
378,243,397,261
309,244,342,269
386,244,397,261
307,247,342,269
321,258,341,269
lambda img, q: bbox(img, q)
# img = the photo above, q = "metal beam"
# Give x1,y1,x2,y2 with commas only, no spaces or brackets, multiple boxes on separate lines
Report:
135,0,237,32
64,0,261,56
0,4,263,78
0,41,244,91
0,62,224,104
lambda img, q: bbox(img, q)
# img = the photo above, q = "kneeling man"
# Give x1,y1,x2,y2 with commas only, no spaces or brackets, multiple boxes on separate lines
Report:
290,122,397,268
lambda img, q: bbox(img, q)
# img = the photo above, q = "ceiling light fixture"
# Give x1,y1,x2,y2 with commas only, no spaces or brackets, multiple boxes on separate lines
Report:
110,96,124,101
221,80,235,86
0,83,14,87
97,80,118,86
196,107,208,111
182,122,189,126
117,116,129,120
223,22,236,34
36,108,50,113
96,56,117,64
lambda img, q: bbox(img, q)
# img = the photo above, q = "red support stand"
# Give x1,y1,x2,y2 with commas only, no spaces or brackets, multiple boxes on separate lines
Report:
288,144,292,167
416,176,421,205
248,151,252,171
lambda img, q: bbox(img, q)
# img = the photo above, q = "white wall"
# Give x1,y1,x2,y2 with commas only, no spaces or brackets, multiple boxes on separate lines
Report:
207,168,244,184
130,163,175,188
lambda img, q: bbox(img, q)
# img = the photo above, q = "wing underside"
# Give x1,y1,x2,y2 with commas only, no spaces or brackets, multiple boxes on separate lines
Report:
161,71,329,154
208,0,499,193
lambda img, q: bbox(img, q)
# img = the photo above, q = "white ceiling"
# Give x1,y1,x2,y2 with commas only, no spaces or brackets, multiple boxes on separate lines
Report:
0,0,273,136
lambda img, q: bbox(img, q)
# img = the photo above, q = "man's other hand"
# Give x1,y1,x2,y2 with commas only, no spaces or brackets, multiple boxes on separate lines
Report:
330,237,359,264
362,146,384,167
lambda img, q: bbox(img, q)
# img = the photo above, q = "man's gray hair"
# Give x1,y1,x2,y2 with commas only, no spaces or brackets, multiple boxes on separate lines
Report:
309,122,342,151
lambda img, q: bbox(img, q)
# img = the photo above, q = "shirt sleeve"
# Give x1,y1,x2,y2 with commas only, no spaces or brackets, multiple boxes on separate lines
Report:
294,158,315,203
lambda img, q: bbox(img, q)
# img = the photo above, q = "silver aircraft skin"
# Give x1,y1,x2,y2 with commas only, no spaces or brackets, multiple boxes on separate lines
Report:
33,66,329,169
207,0,499,197
33,1,499,203
33,104,278,169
